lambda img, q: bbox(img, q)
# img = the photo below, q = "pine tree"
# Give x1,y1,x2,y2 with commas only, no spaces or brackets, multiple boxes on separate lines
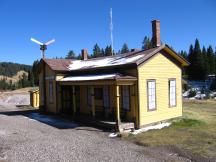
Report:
179,50,187,60
65,50,76,59
105,45,112,56
32,60,39,86
179,50,188,76
121,43,129,54
92,44,101,58
188,39,206,80
206,46,215,75
187,44,194,78
142,36,152,50
101,48,105,57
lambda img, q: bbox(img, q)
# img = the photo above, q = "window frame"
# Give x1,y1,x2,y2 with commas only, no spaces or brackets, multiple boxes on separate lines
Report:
147,79,157,111
121,85,131,111
168,78,177,107
49,81,54,104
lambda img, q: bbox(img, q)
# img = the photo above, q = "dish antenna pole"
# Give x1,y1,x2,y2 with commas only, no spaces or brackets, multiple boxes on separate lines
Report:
110,8,114,55
30,38,55,58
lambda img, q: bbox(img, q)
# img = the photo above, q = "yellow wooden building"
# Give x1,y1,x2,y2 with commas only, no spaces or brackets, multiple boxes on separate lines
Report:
37,20,189,131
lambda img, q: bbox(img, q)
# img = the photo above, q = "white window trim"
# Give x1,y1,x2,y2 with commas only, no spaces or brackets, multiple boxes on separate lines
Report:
147,80,156,111
169,79,177,107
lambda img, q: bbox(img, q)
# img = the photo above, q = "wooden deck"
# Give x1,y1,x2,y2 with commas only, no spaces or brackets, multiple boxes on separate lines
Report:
73,114,134,131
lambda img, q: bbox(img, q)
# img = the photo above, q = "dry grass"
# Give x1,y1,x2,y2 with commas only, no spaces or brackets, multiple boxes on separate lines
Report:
0,70,28,84
126,100,216,159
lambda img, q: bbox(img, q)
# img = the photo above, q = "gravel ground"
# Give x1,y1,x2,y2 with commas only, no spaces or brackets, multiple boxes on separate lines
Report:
0,92,191,162
0,91,29,106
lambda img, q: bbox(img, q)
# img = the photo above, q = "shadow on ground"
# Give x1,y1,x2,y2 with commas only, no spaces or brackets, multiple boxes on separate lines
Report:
0,106,112,132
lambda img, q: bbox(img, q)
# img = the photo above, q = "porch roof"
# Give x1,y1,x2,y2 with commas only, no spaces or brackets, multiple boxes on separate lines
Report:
59,73,137,82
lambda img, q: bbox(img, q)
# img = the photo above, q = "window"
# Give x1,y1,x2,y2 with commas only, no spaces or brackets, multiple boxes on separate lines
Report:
94,88,103,100
147,80,156,111
103,86,109,109
169,79,176,107
87,86,92,106
49,82,53,103
122,85,130,111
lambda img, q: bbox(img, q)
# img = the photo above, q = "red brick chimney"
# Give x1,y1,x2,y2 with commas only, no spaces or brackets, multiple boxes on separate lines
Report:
152,20,161,47
81,49,88,60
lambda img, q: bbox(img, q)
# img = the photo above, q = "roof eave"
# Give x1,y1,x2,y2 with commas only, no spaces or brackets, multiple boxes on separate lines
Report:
164,44,190,66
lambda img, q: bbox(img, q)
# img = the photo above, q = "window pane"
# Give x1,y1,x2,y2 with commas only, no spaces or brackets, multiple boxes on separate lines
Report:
147,81,156,110
169,80,176,107
122,86,130,110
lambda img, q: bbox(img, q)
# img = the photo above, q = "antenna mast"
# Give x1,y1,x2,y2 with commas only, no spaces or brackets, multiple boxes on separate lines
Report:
110,8,114,55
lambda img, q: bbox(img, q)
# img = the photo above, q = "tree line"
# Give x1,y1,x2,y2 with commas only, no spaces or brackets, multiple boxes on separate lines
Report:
179,39,216,81
0,62,32,77
65,36,153,59
0,62,36,90
0,72,34,90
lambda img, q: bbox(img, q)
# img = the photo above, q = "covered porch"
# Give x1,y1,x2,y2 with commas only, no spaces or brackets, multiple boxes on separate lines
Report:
57,73,138,132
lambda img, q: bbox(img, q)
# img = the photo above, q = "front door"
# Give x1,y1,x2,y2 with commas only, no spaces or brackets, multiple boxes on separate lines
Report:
61,86,73,114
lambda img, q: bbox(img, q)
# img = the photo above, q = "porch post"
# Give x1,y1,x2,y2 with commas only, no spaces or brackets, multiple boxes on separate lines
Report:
131,85,136,125
91,86,95,118
115,85,121,131
72,86,76,117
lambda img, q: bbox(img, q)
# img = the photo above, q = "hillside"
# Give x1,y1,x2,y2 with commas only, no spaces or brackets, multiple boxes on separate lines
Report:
0,62,35,90
0,70,28,83
0,62,32,77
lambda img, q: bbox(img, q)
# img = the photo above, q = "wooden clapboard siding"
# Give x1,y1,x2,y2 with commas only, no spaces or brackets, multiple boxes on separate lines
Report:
44,65,57,113
79,85,90,114
39,70,44,107
138,52,182,126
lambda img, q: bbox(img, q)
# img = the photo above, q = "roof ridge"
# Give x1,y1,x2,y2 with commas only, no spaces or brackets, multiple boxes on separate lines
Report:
78,47,158,62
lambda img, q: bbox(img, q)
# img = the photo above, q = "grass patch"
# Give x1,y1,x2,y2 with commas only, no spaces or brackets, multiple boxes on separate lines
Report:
126,100,216,160
172,118,204,128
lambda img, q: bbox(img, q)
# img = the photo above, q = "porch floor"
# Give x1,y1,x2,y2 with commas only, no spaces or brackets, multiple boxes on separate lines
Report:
73,114,134,131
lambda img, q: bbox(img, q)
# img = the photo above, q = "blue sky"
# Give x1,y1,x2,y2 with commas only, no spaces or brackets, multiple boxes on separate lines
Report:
0,0,215,65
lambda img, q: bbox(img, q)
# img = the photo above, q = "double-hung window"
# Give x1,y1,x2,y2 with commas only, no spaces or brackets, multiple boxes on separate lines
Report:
122,85,130,111
147,80,156,111
169,79,176,107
